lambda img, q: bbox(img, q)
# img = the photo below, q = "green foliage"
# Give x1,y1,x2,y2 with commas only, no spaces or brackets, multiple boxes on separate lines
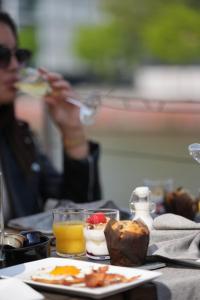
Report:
74,0,200,78
102,0,200,64
74,23,122,60
18,26,38,62
74,22,131,79
142,4,200,63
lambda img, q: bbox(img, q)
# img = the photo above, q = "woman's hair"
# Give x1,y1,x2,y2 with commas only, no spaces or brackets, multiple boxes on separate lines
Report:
0,11,18,39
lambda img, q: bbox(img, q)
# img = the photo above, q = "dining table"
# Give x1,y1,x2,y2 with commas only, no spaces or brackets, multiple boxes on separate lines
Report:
39,261,200,300
2,252,200,300
37,246,158,300
0,228,157,300
2,227,200,300
41,282,157,300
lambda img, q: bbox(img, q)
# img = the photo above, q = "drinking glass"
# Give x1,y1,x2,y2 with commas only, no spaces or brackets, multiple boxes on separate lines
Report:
188,143,200,163
83,208,119,260
52,208,85,257
0,173,4,267
16,68,101,125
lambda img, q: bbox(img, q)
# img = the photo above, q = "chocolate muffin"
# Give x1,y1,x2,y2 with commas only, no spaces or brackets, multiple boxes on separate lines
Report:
104,219,149,267
164,187,197,220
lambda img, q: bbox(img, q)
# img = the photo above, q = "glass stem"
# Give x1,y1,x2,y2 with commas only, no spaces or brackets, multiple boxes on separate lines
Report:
67,97,84,108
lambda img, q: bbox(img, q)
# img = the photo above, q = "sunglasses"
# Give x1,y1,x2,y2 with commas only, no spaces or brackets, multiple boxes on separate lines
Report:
0,45,32,69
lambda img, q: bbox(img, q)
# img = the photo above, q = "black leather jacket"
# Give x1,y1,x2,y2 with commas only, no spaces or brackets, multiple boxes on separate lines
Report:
0,116,101,219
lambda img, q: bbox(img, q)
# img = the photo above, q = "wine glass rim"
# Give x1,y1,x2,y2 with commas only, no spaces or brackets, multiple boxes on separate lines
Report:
83,208,120,214
52,208,85,215
19,67,41,82
188,143,200,151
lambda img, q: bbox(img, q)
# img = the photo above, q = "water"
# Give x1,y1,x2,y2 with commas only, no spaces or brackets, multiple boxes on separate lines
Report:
16,84,200,209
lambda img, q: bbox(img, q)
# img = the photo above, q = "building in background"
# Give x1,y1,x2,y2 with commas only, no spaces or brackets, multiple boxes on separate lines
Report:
2,0,102,79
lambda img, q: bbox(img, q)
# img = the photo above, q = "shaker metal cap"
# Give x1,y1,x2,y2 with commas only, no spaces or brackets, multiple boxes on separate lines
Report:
134,186,150,198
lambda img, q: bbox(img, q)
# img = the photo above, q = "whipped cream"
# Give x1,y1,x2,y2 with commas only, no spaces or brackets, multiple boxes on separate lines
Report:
84,224,109,257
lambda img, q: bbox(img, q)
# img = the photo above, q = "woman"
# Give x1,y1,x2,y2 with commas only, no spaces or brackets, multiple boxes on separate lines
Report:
0,12,101,223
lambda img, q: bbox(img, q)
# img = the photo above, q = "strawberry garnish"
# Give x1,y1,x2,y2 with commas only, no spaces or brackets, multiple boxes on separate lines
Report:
86,212,107,224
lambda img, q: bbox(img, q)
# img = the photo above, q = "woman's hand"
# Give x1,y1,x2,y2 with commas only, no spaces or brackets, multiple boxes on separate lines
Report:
39,68,89,159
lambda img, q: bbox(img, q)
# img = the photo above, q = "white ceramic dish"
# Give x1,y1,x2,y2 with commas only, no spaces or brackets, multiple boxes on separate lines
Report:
0,257,161,299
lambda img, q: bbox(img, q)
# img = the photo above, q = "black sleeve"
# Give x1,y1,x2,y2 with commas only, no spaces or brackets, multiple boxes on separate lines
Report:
38,141,102,203
62,141,102,202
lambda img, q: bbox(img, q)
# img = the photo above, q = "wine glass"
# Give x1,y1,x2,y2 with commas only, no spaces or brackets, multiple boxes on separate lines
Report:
188,143,200,163
16,68,101,125
0,173,4,267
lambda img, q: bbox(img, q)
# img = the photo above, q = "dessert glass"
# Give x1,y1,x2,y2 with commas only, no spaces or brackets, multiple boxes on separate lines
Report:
83,208,120,260
52,208,85,257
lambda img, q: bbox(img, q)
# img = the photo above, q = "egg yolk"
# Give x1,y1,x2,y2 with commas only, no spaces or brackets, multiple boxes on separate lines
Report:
50,266,80,276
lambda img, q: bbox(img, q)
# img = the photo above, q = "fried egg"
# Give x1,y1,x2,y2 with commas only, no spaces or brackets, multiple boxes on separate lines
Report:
31,265,91,285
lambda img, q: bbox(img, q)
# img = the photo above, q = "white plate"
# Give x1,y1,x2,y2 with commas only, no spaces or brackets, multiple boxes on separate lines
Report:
0,257,161,299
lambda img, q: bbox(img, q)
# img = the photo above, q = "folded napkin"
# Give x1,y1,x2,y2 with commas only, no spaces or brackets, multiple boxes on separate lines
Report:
148,213,200,266
0,278,44,300
7,210,53,234
153,213,200,230
148,231,200,260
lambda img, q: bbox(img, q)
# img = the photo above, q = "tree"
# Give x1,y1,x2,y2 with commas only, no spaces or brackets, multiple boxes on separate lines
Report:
73,0,200,79
18,26,38,65
142,3,200,64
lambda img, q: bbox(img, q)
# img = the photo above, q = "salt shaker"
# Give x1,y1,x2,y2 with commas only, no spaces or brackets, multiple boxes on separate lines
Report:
129,186,154,230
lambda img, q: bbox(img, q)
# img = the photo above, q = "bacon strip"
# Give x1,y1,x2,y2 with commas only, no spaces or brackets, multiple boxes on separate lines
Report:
31,265,141,288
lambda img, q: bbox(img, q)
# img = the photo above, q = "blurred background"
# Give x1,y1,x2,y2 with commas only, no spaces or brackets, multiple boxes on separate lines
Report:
2,0,200,209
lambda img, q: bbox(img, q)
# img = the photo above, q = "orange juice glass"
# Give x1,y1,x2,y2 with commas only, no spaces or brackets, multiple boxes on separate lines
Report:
52,209,85,257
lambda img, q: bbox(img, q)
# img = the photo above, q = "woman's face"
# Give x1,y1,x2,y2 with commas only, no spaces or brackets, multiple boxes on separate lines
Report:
0,22,19,104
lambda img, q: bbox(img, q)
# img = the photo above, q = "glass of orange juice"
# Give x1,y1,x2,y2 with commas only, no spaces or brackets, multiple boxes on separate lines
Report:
52,208,85,257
